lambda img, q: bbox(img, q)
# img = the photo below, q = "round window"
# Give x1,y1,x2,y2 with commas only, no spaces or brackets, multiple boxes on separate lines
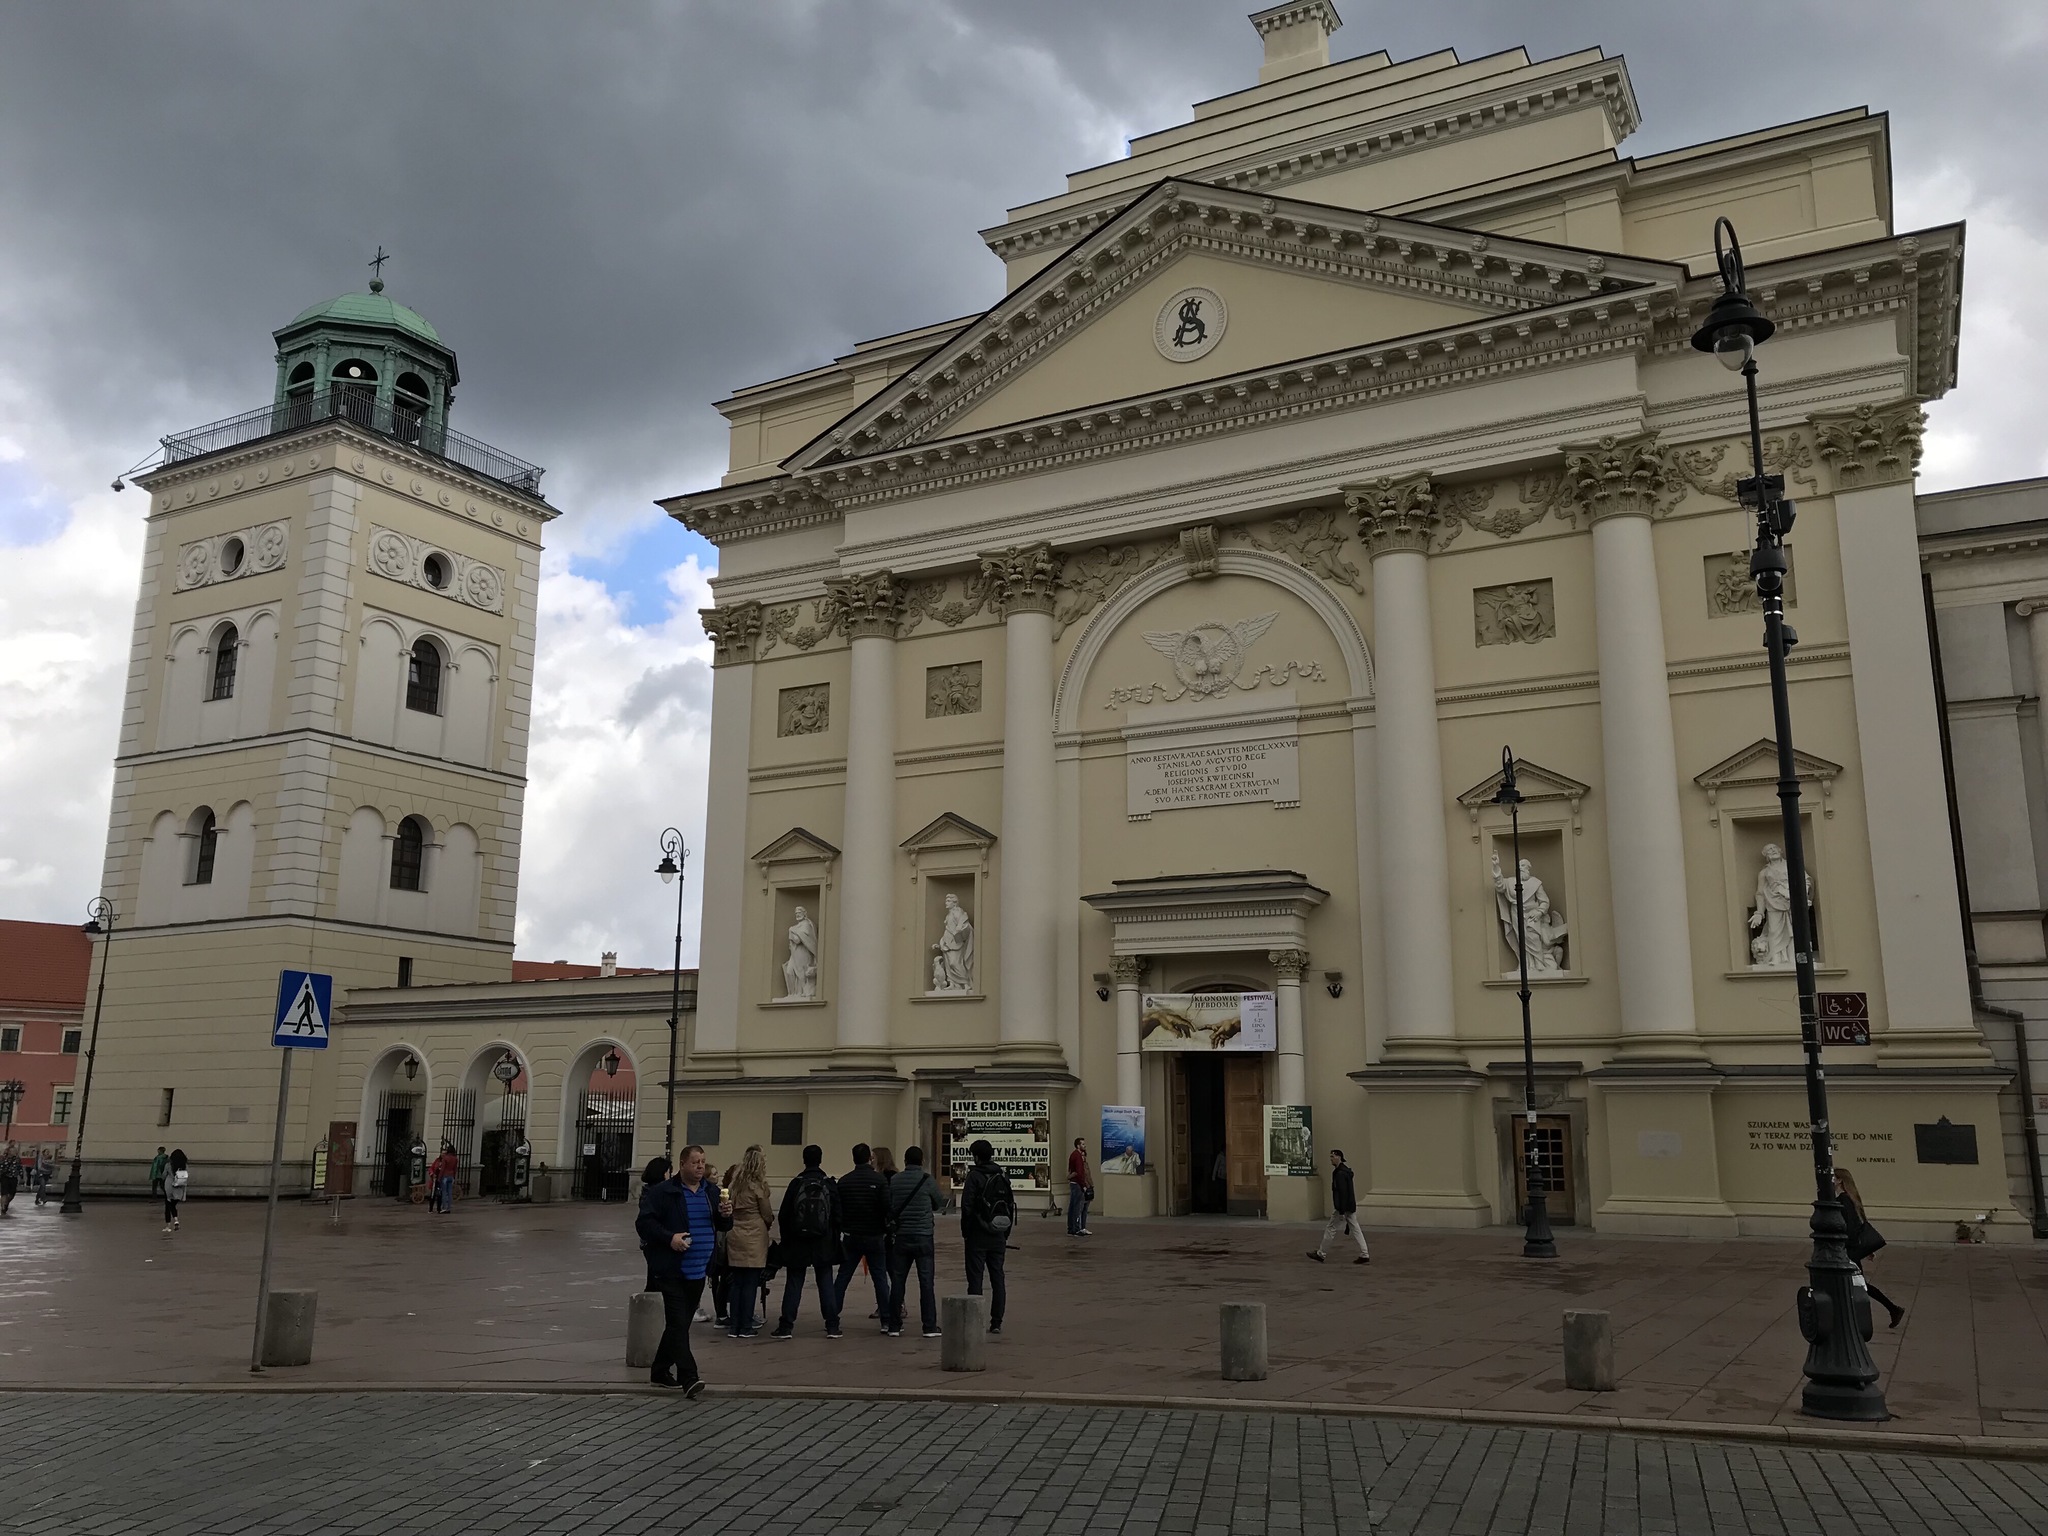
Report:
220,537,245,575
422,553,450,590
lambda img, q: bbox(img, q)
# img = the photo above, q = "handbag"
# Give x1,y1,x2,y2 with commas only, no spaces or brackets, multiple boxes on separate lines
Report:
1846,1219,1886,1262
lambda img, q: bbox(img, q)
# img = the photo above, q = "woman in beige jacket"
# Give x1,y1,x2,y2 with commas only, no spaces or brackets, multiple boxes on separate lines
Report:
724,1145,776,1337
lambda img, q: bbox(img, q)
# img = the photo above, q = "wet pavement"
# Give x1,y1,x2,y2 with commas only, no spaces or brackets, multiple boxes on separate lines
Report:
1,1194,2044,1438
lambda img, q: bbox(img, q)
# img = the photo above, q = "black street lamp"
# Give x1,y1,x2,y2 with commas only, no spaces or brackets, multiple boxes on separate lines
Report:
59,896,115,1215
1493,748,1557,1259
0,1078,24,1137
655,827,690,1156
1692,216,1886,1422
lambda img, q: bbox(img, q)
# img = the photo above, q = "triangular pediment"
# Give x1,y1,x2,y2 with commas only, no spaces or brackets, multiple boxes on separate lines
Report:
751,826,841,867
900,812,997,851
1457,760,1593,811
1693,740,1843,791
787,180,1679,472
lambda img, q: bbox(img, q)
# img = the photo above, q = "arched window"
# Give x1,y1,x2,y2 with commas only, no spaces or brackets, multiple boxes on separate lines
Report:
207,623,239,701
390,815,426,892
189,808,218,885
332,358,378,425
394,371,430,444
284,361,316,427
406,637,443,714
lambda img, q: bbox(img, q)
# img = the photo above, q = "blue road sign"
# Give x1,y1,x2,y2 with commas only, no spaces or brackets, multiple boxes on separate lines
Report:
273,970,333,1049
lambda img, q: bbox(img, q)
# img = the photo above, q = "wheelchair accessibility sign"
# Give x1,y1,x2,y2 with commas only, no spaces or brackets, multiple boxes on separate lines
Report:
273,970,333,1049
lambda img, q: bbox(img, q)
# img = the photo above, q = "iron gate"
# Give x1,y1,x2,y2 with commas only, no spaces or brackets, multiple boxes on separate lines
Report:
442,1088,477,1194
575,1090,636,1202
479,1091,527,1199
373,1091,424,1198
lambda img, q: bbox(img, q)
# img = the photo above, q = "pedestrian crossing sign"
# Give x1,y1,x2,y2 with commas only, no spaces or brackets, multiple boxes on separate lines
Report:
273,970,333,1049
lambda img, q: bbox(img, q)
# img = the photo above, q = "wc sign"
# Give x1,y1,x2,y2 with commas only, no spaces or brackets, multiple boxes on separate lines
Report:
272,970,333,1049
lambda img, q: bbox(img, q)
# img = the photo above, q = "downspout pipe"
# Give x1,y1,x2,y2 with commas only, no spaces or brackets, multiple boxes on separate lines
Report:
1924,573,2048,1235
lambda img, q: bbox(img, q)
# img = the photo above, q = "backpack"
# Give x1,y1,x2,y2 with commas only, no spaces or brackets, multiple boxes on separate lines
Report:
792,1174,834,1239
972,1166,1016,1236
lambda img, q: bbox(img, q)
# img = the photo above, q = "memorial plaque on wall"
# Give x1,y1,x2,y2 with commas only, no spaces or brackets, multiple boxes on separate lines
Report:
1123,698,1300,821
1913,1116,1979,1165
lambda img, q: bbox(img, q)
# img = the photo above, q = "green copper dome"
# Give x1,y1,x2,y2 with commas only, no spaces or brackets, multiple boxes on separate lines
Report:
286,289,442,345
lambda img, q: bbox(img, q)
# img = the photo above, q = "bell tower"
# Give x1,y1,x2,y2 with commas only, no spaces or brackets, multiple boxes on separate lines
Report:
85,267,557,1191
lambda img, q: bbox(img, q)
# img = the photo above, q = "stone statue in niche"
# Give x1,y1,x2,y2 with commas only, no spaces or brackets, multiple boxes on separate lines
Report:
1491,851,1568,976
779,907,818,999
928,893,976,993
1748,843,1814,969
1473,580,1555,647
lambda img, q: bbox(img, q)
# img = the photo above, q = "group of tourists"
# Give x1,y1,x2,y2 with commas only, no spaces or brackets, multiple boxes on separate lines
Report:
146,1146,189,1231
633,1136,1019,1395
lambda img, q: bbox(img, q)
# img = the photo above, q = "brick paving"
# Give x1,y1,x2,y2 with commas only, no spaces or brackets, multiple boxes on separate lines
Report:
3,1196,2047,1437
1,1391,2044,1535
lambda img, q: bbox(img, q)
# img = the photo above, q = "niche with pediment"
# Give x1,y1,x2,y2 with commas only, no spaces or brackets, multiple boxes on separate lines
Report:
753,828,838,1007
1457,761,1592,987
1694,740,1843,979
902,813,995,1002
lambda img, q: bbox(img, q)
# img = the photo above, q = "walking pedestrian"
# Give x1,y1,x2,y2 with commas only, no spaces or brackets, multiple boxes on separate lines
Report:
0,1143,19,1216
1835,1168,1906,1328
637,1155,673,1290
1307,1149,1369,1264
148,1146,168,1200
960,1139,1016,1335
884,1146,942,1338
771,1145,842,1340
633,1143,729,1395
162,1149,189,1232
724,1145,775,1338
1066,1137,1093,1237
429,1143,459,1214
832,1143,893,1330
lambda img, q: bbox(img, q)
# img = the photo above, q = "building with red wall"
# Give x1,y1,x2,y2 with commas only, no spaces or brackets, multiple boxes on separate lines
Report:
0,918,91,1158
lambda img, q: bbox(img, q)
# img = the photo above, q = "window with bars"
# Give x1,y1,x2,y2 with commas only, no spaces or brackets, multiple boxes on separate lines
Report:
406,637,442,715
208,622,239,700
390,817,425,891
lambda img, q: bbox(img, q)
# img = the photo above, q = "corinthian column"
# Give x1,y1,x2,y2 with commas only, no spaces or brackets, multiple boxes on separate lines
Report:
826,572,904,1055
1269,948,1309,1103
1347,477,1458,1058
982,543,1061,1056
1112,954,1147,1106
1563,434,1701,1056
692,601,762,1055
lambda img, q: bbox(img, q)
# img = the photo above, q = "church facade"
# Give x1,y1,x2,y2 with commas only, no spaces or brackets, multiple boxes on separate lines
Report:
667,4,2021,1236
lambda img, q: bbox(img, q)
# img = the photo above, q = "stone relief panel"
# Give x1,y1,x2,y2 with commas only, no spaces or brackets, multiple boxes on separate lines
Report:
776,683,829,737
175,520,289,590
925,662,982,718
1220,507,1364,592
1106,611,1324,709
1473,580,1555,647
367,526,505,613
1705,548,1796,617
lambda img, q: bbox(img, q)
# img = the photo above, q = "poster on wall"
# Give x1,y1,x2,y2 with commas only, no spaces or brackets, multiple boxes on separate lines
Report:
1264,1104,1314,1177
1101,1105,1146,1173
946,1098,1052,1188
1137,992,1277,1052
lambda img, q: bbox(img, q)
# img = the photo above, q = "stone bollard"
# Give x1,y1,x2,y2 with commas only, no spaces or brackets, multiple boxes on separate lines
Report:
260,1290,318,1367
1220,1302,1268,1382
626,1291,665,1369
1563,1309,1616,1391
940,1293,988,1372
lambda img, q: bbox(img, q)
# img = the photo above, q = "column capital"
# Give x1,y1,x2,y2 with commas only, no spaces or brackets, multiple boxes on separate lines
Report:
1345,474,1440,558
824,571,904,640
1110,954,1148,987
1267,948,1310,981
978,542,1059,617
1810,400,1925,490
699,600,763,666
1558,431,1669,523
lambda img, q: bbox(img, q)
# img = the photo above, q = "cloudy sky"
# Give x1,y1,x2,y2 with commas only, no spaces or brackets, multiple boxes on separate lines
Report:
2,0,2043,968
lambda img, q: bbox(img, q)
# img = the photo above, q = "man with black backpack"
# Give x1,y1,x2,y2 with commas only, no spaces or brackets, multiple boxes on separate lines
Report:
959,1138,1016,1336
831,1142,893,1330
771,1144,843,1340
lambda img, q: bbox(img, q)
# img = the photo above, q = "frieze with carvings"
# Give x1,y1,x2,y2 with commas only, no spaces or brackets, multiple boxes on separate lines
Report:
1221,507,1365,592
1106,611,1325,708
776,683,829,737
926,662,982,717
367,526,505,613
1473,580,1556,646
1705,548,1797,617
758,596,845,657
176,520,289,590
1054,539,1175,638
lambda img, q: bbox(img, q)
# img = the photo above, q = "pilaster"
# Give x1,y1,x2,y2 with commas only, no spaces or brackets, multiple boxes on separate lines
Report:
835,574,904,1059
1269,948,1309,1104
1111,954,1147,1106
693,602,763,1053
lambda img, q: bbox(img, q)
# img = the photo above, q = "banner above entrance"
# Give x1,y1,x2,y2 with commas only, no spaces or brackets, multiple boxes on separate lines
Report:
1140,992,1276,1052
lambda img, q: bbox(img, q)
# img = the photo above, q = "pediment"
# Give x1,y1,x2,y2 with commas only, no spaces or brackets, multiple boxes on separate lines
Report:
1457,760,1592,811
900,812,997,852
786,179,1679,472
1693,739,1842,791
751,826,841,868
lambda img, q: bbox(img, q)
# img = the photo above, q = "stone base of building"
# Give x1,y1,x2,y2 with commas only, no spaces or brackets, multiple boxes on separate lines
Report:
1099,1171,1157,1218
1265,1174,1324,1224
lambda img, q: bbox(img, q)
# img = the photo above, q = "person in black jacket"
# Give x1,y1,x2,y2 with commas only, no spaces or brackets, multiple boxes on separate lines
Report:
771,1145,843,1340
959,1139,1014,1334
1307,1149,1370,1264
831,1142,893,1330
634,1146,731,1394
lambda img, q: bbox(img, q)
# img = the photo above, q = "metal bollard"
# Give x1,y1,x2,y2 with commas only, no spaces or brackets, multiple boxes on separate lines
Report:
941,1293,988,1372
1562,1309,1616,1391
1220,1302,1268,1382
260,1290,318,1367
626,1291,665,1369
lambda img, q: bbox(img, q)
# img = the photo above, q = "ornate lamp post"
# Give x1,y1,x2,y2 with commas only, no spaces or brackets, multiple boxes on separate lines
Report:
1493,748,1556,1258
59,897,116,1215
655,827,690,1155
1692,216,1886,1421
0,1078,24,1137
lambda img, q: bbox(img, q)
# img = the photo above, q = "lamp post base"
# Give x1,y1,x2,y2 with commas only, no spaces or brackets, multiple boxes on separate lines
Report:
58,1162,83,1215
1797,1195,1887,1421
1523,1191,1558,1258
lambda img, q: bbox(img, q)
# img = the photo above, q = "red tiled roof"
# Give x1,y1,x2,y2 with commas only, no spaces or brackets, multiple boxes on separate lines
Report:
510,960,671,981
0,919,94,1007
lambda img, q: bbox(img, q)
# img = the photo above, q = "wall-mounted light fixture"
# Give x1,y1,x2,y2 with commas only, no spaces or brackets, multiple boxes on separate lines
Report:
1324,971,1344,999
402,1054,420,1081
1092,972,1112,1002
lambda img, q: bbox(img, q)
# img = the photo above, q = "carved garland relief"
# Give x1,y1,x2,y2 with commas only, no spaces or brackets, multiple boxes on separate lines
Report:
1106,611,1325,709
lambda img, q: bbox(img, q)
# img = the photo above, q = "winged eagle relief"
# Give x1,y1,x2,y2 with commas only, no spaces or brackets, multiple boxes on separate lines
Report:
1106,611,1325,708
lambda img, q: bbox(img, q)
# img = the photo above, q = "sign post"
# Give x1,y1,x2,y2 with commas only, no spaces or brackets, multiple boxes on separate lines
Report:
252,969,330,1373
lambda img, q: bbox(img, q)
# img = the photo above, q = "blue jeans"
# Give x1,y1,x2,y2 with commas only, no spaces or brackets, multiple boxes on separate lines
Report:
887,1234,936,1333
777,1258,842,1331
434,1176,454,1213
728,1269,762,1335
833,1235,891,1321
1068,1181,1091,1234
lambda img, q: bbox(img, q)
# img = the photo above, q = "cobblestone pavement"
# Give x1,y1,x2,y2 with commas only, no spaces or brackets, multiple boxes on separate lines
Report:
2,1391,2044,1535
